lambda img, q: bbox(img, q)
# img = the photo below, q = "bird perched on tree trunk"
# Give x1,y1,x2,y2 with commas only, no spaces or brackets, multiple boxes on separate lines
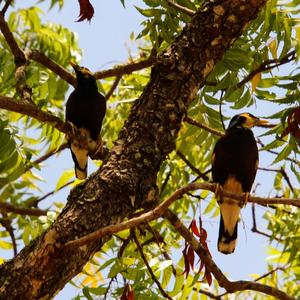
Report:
66,63,106,179
212,113,268,254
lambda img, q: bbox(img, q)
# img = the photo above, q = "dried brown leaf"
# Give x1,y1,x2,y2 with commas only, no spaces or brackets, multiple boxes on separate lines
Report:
77,0,94,22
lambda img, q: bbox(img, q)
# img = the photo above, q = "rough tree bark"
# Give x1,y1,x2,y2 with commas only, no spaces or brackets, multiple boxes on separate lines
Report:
0,0,267,298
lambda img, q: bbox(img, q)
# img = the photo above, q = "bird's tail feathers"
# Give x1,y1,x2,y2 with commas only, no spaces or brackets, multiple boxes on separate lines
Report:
70,142,88,179
75,165,87,180
217,197,240,254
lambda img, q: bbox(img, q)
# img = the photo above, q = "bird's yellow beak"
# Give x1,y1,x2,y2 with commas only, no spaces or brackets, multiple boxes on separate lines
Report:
256,119,269,126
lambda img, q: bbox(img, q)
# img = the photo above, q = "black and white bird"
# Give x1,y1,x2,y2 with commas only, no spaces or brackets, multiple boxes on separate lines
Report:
212,113,268,254
66,63,106,179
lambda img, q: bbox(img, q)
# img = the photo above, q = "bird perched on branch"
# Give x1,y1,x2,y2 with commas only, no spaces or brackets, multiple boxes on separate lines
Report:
66,63,106,179
212,113,268,254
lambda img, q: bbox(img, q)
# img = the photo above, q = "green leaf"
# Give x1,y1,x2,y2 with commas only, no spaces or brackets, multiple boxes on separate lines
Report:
56,169,74,190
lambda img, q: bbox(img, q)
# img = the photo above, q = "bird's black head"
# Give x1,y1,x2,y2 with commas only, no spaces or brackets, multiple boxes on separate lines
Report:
227,113,268,130
71,63,97,87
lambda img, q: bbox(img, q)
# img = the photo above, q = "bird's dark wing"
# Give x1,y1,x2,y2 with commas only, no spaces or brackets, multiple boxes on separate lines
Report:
66,89,106,140
212,128,258,192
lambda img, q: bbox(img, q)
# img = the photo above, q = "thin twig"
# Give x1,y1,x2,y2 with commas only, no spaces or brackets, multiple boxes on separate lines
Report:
160,170,171,196
30,180,75,207
257,139,299,165
145,224,177,276
176,150,209,181
64,182,300,248
251,203,283,242
184,116,224,137
164,209,293,300
196,288,221,299
103,276,116,300
237,50,296,89
219,90,225,131
259,167,294,192
25,142,68,172
0,216,17,256
94,55,155,80
255,267,285,282
165,0,195,16
133,231,172,300
205,50,297,90
0,202,47,216
105,75,122,101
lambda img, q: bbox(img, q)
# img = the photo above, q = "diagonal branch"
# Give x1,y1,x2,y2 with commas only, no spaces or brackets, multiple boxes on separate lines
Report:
164,209,293,300
184,116,224,137
1,0,13,15
165,0,195,16
0,13,25,65
64,182,300,248
237,50,296,89
25,142,68,173
259,167,294,192
176,150,209,180
27,50,76,86
251,203,283,242
105,75,122,101
0,11,33,102
0,95,70,134
133,231,172,299
0,215,17,256
94,54,155,80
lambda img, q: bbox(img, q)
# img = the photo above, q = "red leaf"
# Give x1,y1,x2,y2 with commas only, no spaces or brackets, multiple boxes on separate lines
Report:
121,284,135,300
205,268,213,286
199,216,212,258
281,107,300,145
77,0,94,22
190,219,201,237
187,245,195,271
182,244,190,277
198,261,205,273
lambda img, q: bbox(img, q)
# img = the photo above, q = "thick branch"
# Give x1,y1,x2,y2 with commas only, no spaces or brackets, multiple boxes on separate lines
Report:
0,95,70,134
1,0,13,15
165,209,293,300
27,50,76,86
0,13,25,65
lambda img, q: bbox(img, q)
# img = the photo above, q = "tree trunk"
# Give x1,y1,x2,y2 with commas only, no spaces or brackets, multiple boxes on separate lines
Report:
0,0,266,298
